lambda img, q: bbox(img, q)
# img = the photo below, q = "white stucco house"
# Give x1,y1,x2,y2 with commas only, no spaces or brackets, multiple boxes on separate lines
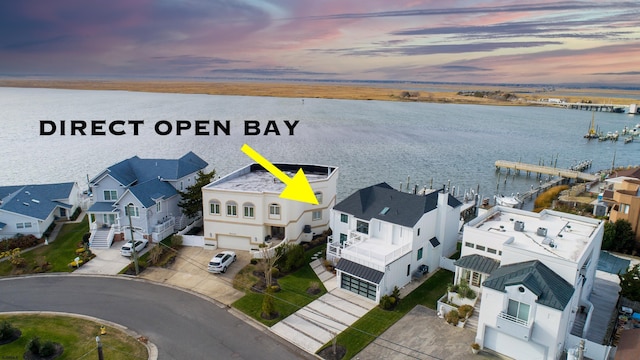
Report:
86,152,208,248
454,206,604,360
0,182,80,239
201,163,338,251
326,182,462,303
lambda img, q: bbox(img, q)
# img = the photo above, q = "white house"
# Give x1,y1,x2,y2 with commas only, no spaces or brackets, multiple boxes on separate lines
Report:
86,152,208,248
0,182,80,239
201,163,338,251
327,183,462,303
454,206,603,360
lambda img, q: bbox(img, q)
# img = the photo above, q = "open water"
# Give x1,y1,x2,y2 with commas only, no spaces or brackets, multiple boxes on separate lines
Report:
1,87,639,202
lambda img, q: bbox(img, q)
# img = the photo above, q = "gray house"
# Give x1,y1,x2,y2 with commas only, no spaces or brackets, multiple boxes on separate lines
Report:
86,152,208,248
0,182,80,239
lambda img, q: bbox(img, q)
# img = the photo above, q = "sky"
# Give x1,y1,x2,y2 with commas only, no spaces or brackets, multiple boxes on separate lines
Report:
1,1,639,85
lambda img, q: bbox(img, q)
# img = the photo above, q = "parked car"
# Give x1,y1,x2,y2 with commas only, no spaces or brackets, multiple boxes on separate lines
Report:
120,239,148,257
208,251,236,273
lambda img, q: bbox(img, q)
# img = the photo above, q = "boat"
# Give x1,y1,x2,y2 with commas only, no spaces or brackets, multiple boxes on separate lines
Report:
625,136,633,144
495,194,521,207
584,112,599,139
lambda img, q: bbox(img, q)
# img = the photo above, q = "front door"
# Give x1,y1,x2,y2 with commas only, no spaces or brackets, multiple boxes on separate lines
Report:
103,214,116,225
271,226,285,240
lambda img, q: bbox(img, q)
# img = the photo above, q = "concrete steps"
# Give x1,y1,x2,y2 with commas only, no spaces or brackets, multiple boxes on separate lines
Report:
465,297,482,332
90,229,111,249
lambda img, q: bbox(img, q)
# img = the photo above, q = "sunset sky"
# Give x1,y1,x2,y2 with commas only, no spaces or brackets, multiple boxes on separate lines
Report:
1,1,639,85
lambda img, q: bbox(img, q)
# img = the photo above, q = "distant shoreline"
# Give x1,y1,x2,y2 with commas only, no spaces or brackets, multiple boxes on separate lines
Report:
0,79,638,107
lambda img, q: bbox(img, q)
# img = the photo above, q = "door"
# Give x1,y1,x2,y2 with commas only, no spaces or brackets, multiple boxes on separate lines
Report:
217,234,252,251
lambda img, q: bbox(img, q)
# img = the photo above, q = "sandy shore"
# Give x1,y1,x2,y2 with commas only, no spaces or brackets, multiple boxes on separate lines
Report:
0,79,637,106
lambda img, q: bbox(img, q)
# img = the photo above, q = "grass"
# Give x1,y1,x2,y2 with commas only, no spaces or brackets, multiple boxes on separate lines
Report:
0,216,89,275
321,269,454,359
0,314,147,360
231,245,328,327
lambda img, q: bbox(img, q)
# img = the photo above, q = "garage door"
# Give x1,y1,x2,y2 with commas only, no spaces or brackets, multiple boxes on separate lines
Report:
217,234,252,251
484,327,546,360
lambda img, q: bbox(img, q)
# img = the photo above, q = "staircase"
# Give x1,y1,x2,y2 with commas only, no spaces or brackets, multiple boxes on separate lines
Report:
570,311,587,337
90,229,112,249
465,297,482,332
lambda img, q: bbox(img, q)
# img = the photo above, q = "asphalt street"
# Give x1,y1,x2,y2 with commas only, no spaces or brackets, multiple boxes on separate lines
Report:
0,275,313,360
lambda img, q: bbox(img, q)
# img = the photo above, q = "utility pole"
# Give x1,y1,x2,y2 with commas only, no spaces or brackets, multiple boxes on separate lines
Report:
96,336,104,360
127,203,139,275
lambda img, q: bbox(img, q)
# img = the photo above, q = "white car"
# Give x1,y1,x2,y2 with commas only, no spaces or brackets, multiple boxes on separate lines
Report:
208,251,236,273
120,239,148,257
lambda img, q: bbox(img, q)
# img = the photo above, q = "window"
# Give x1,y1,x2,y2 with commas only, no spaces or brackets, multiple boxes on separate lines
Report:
340,214,348,223
621,204,630,214
125,205,139,217
417,228,420,236
210,201,220,215
243,203,254,218
104,190,117,201
379,207,390,215
471,272,481,287
507,299,530,323
465,242,474,248
16,223,24,229
487,248,497,254
180,181,183,190
406,264,411,276
315,192,323,204
226,202,237,216
356,220,369,234
156,201,162,213
340,233,348,244
417,247,423,260
269,203,280,216
476,244,485,251
312,210,322,221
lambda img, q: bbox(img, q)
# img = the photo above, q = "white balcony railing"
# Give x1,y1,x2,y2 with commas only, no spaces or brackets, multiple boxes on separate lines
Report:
498,312,529,327
496,312,533,340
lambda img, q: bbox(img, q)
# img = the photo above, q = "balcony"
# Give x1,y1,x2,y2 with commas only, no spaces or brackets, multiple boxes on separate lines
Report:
496,312,533,340
326,231,411,271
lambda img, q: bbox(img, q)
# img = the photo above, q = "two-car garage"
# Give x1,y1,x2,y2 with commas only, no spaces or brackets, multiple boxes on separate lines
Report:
483,327,547,360
216,234,253,251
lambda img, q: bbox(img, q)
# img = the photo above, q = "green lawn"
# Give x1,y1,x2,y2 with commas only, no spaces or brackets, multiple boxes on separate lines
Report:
0,216,89,275
321,269,454,359
232,246,328,327
0,314,147,360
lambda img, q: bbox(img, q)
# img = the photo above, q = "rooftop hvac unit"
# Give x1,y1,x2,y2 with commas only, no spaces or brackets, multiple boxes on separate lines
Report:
514,220,525,232
537,227,548,237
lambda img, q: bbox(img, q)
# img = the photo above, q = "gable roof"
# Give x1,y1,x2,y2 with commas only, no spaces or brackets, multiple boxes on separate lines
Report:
92,151,208,186
334,182,454,227
119,178,178,208
455,254,500,274
482,260,574,310
336,258,385,284
0,182,76,220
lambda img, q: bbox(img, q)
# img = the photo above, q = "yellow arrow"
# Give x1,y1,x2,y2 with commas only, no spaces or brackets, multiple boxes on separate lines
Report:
241,144,318,205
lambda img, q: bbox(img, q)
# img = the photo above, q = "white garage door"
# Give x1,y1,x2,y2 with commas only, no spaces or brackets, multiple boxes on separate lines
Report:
484,327,546,360
217,234,252,251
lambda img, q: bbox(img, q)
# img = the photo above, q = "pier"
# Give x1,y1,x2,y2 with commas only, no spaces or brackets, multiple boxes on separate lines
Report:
494,160,599,182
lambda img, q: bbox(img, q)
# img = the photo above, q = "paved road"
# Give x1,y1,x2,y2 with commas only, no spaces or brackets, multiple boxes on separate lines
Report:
0,275,313,360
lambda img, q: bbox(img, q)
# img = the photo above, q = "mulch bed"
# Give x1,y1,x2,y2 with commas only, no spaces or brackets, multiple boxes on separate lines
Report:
0,328,21,345
317,344,346,360
23,343,64,360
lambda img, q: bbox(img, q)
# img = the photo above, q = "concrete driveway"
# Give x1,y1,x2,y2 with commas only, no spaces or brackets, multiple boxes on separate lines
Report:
74,240,144,275
139,246,248,306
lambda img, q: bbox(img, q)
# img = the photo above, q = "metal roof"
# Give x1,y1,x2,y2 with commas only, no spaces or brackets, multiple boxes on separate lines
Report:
455,254,500,274
482,260,575,311
336,258,385,284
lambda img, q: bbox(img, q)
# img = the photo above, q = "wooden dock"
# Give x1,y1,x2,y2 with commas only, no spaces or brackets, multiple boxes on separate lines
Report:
495,160,599,182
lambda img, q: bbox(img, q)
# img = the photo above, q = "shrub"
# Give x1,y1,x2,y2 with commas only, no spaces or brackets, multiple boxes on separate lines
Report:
26,336,41,354
270,267,280,278
0,321,17,341
39,340,56,357
170,235,183,249
279,244,305,273
379,295,393,310
458,304,474,319
445,310,460,326
250,258,258,265
471,342,480,350
147,245,164,266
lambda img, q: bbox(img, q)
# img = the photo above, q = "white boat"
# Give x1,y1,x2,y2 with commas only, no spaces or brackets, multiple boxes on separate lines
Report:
495,194,521,207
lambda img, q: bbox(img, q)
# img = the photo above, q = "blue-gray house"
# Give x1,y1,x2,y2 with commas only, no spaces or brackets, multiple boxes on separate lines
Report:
0,182,80,239
86,152,208,248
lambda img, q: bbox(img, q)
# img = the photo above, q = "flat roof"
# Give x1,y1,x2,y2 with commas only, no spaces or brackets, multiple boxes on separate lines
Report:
470,208,601,262
205,163,336,193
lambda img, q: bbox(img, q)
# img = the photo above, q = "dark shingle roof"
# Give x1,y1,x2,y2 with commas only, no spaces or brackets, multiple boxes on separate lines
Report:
334,182,459,227
93,151,208,186
336,258,385,284
455,254,500,274
482,260,574,310
0,182,76,220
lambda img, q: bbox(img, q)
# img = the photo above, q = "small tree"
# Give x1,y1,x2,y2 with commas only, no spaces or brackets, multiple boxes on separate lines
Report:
619,264,640,301
178,169,216,219
259,246,284,318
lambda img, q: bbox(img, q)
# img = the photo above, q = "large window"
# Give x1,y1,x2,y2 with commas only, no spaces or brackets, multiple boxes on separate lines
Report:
243,203,255,218
125,204,139,217
507,299,530,323
356,220,369,234
315,191,323,204
210,201,220,215
312,210,322,221
226,201,237,216
341,274,377,300
269,203,281,219
104,190,117,201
